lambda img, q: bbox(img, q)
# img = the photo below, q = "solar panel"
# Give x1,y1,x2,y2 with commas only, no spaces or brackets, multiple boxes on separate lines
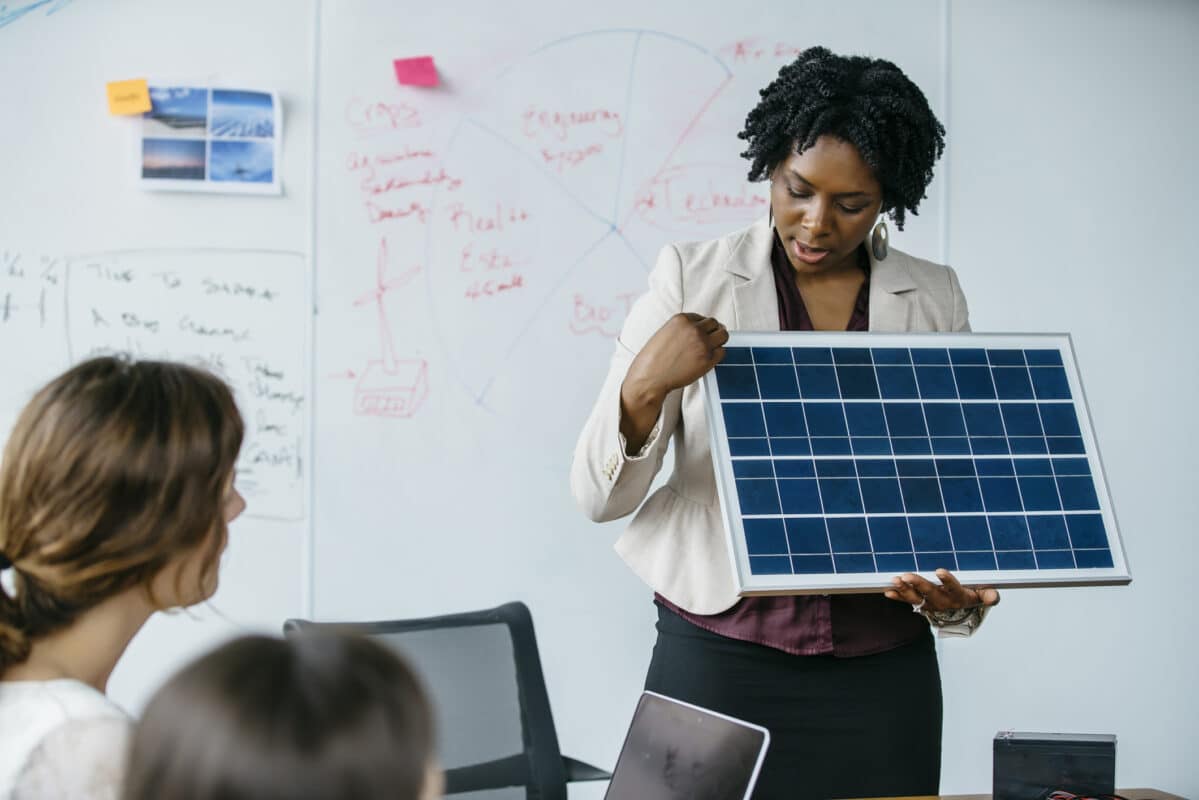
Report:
702,332,1130,595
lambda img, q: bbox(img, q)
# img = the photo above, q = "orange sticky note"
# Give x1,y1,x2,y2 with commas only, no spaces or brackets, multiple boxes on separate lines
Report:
106,79,152,115
393,56,439,87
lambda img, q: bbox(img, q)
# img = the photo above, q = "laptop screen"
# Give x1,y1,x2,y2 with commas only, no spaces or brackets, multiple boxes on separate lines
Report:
604,691,770,800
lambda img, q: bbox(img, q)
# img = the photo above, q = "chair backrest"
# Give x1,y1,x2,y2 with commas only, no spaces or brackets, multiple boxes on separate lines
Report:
284,602,569,800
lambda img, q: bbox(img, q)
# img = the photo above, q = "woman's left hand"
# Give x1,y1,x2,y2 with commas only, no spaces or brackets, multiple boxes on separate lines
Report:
884,568,1000,611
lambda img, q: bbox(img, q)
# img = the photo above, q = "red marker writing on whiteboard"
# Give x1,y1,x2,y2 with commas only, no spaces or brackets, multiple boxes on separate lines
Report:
393,56,439,87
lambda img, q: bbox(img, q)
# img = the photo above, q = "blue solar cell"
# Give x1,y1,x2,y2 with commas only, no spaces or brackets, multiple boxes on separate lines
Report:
716,365,759,399
771,438,812,456
1047,437,1085,455
867,516,912,552
815,459,856,478
916,551,957,570
956,550,998,570
955,366,997,399
733,460,774,479
1031,367,1072,400
970,437,1009,455
844,404,888,436
876,366,920,399
1035,550,1076,569
860,478,905,513
786,518,830,553
950,516,993,550
931,437,972,454
987,349,1025,366
935,459,976,477
950,348,988,365
1025,349,1064,366
884,403,927,436
756,365,799,398
910,516,952,551
729,438,770,457
774,459,815,478
980,478,1023,511
722,347,753,364
873,348,912,365
819,479,863,514
792,554,835,574
778,479,822,514
744,519,788,554
827,518,870,552
723,403,767,437
1001,403,1043,435
940,477,985,512
912,348,950,365
834,553,877,573
1014,458,1053,477
810,438,851,455
836,365,880,398
1074,549,1114,568
963,403,1004,436
1053,457,1091,476
763,403,806,436
851,437,893,455
975,458,1015,477
891,437,931,455
804,403,848,436
737,479,781,515
857,459,897,478
990,516,1032,550
752,347,792,364
1057,476,1100,510
1028,515,1070,549
996,550,1036,569
896,459,936,477
833,348,873,365
792,347,833,364
900,478,944,513
991,367,1034,399
1019,477,1061,511
796,365,839,398
876,553,917,572
1039,404,1081,436
1009,437,1049,455
1066,514,1107,548
924,404,967,436
749,556,793,575
916,366,958,399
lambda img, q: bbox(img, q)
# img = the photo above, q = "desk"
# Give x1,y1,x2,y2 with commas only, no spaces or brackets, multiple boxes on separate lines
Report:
857,791,1187,800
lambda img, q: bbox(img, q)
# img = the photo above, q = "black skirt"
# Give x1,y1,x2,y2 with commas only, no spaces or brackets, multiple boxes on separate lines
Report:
644,603,942,800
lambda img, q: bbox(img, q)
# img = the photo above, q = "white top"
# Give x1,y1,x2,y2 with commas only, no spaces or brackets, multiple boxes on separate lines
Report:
0,678,131,800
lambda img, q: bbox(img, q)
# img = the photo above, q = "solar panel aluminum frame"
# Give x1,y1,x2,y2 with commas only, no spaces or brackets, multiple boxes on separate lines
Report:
702,331,1131,596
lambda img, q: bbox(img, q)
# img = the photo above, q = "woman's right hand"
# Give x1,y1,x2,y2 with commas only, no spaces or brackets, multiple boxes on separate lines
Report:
619,313,729,453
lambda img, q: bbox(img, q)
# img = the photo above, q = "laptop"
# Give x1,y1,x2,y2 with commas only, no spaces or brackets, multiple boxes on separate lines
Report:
604,691,771,800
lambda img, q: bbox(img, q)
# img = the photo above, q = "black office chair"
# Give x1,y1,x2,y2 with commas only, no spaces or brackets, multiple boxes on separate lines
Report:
284,602,610,799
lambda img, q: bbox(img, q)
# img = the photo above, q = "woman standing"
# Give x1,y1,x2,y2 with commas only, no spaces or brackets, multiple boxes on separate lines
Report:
572,47,999,799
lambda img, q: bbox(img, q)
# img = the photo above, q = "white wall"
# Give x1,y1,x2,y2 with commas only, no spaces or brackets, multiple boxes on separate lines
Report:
942,0,1199,794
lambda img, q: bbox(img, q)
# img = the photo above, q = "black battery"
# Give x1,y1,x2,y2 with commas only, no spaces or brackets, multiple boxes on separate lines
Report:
993,731,1117,800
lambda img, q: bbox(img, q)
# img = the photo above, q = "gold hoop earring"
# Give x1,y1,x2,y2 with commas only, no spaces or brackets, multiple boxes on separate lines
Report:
870,218,889,261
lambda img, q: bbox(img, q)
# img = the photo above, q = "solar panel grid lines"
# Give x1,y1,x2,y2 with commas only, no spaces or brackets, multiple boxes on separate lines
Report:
702,332,1130,595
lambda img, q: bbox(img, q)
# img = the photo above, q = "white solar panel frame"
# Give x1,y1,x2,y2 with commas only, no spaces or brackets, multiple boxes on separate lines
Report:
702,331,1131,595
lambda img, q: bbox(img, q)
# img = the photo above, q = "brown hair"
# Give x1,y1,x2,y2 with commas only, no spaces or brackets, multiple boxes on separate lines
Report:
123,632,437,800
0,356,244,670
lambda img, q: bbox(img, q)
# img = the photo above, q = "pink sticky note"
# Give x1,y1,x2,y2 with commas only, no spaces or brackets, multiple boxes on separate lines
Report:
393,56,439,87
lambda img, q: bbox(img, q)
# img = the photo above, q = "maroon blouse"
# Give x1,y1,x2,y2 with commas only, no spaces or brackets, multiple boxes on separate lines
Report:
655,233,928,657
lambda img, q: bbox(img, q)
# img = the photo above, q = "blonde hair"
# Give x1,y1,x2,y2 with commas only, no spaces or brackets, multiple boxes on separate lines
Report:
0,356,244,670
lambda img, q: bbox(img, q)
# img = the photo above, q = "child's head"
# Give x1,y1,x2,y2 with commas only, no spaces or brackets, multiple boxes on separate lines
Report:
124,632,440,800
0,356,245,671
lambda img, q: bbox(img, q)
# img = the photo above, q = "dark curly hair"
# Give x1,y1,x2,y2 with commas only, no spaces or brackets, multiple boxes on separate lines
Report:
739,46,945,230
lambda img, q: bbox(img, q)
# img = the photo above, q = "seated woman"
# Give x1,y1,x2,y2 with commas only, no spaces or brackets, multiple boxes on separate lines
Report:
0,356,245,799
122,632,442,800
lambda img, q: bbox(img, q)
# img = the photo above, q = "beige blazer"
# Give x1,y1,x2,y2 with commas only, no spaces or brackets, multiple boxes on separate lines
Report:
570,216,971,615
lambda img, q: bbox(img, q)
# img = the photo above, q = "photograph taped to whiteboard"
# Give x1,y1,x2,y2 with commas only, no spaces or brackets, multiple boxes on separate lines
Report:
139,86,282,195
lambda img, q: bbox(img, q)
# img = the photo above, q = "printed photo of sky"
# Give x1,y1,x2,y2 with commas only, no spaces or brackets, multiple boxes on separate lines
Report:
210,140,273,183
142,138,206,180
144,87,208,137
210,90,275,138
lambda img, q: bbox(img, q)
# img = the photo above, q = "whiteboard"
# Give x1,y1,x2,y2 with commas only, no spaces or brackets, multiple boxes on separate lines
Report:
0,0,316,711
313,0,944,790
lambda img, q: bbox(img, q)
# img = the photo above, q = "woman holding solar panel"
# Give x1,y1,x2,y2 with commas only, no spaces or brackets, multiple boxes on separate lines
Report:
572,46,1000,799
